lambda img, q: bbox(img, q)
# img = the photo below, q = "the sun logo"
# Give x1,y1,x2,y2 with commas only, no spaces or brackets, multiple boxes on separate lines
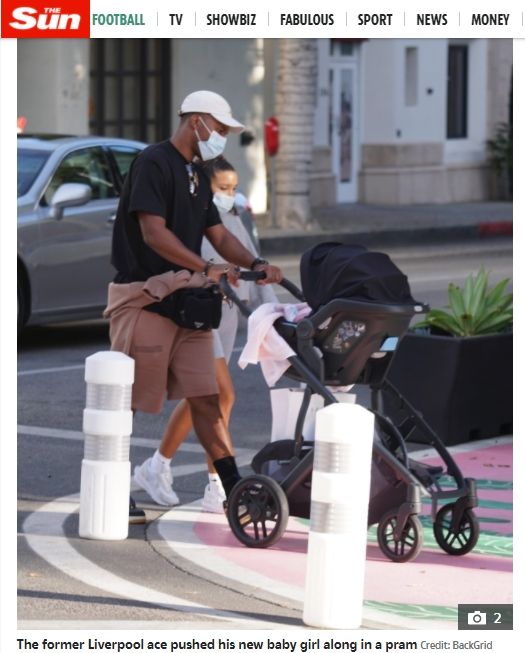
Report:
10,7,81,30
1,1,90,37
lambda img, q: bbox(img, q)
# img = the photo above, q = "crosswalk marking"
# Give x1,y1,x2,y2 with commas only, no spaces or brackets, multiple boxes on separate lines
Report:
21,494,303,629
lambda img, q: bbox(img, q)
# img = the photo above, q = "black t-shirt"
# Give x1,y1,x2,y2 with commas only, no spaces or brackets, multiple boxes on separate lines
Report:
111,140,221,282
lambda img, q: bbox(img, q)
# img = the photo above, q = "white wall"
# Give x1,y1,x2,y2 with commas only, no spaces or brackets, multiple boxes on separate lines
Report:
18,40,89,135
361,39,446,146
360,38,491,165
170,39,267,213
397,40,448,144
360,40,399,144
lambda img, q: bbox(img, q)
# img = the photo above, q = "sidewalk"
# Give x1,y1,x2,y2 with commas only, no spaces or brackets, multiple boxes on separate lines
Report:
153,435,513,630
256,201,513,256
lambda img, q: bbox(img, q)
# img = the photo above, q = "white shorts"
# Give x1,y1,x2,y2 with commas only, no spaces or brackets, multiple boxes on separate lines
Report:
212,301,239,362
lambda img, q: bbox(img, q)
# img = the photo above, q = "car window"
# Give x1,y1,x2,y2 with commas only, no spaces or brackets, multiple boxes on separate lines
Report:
109,146,141,182
17,149,50,197
43,147,117,205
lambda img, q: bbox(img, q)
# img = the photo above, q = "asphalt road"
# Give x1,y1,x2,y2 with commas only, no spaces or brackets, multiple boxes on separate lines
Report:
16,238,512,628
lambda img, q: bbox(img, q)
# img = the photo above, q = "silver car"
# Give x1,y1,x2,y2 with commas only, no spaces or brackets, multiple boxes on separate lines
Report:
17,134,146,329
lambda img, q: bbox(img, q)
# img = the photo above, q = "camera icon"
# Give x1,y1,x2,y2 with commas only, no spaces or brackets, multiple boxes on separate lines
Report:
467,610,487,625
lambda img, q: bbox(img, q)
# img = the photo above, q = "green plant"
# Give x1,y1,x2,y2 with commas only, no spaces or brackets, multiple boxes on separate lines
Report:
486,122,512,196
414,268,512,337
487,122,512,175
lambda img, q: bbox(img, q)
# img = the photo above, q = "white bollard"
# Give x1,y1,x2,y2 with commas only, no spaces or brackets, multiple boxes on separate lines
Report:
79,351,134,540
303,403,374,629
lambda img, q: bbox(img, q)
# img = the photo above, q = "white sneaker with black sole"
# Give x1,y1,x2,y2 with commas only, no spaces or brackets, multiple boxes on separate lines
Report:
202,481,227,513
133,457,180,507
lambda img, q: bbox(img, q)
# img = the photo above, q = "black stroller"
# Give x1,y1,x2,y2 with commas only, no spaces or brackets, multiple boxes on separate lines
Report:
221,243,479,563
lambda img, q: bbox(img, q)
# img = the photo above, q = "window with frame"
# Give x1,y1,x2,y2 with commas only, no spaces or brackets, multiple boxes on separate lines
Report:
447,44,468,139
108,145,142,184
89,40,171,142
330,40,355,58
43,148,117,205
405,47,418,107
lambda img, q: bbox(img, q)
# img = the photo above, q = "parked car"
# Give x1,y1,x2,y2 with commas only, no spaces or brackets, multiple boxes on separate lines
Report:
17,134,147,330
17,134,261,331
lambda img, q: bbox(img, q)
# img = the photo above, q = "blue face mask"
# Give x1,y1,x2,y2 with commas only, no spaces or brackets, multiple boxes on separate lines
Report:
196,118,227,161
213,192,235,213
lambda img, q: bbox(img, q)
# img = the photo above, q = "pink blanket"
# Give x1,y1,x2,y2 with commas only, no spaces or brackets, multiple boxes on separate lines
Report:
238,302,312,385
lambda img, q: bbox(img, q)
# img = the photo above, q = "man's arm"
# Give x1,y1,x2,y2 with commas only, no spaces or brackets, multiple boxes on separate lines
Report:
206,223,283,284
139,213,207,271
139,213,241,284
205,223,256,269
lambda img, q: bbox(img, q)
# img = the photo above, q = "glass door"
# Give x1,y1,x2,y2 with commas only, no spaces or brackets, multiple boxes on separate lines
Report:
329,63,358,202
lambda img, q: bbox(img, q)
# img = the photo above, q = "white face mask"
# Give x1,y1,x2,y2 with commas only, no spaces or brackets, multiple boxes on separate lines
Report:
196,117,227,161
213,192,235,213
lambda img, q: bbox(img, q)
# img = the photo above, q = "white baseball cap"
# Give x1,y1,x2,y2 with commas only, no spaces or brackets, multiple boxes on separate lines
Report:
179,90,245,133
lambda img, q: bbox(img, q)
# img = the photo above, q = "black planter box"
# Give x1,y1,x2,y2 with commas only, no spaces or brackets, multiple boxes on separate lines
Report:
384,331,513,446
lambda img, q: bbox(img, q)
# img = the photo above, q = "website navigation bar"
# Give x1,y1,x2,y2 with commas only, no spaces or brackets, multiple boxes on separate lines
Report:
89,9,524,37
91,6,524,38
1,2,523,38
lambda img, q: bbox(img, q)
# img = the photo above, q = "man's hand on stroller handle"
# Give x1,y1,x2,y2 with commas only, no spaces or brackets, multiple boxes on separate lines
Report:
252,262,283,285
238,270,267,281
219,272,305,308
224,265,283,285
238,270,304,301
208,262,282,287
205,263,240,286
218,270,266,304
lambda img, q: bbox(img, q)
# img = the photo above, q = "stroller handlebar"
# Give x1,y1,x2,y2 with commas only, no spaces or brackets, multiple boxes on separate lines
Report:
279,278,305,301
218,272,305,318
236,270,305,300
237,270,266,282
218,273,428,320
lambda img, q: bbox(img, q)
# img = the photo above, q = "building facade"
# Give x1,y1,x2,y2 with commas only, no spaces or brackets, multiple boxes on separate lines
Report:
18,38,512,218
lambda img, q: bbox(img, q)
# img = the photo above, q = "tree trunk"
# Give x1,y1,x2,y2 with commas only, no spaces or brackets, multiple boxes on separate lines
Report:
274,39,318,230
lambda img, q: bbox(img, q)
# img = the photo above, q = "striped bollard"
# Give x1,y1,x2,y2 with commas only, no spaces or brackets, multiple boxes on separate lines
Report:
79,351,134,540
303,403,374,629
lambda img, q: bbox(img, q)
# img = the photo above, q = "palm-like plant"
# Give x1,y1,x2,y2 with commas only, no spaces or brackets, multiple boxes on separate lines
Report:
415,268,512,337
486,122,512,198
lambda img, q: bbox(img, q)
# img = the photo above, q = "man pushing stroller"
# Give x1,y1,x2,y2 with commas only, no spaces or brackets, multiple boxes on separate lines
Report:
106,90,283,518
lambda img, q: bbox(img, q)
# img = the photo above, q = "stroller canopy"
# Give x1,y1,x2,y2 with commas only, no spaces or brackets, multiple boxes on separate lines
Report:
300,242,416,312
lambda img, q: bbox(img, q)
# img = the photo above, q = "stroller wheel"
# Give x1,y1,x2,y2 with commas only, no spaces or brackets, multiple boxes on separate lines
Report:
433,504,479,556
226,475,289,548
377,509,423,563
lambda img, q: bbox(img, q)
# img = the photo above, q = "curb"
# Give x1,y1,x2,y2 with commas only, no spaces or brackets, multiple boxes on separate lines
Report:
478,221,513,237
259,224,512,257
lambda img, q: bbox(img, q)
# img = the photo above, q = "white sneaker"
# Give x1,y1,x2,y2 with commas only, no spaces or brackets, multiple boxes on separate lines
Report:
202,481,227,514
133,457,180,506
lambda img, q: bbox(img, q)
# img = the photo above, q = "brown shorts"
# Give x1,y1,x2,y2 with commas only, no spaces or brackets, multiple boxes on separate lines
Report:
128,309,218,413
